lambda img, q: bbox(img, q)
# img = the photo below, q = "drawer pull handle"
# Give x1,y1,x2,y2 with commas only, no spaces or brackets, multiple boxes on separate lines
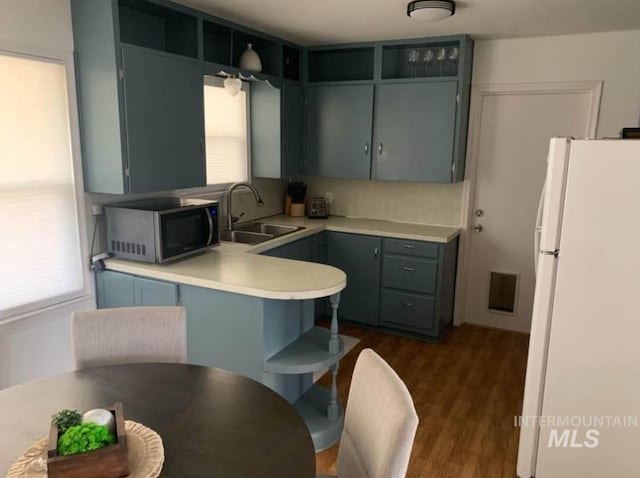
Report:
401,302,414,307
402,266,415,272
404,244,416,249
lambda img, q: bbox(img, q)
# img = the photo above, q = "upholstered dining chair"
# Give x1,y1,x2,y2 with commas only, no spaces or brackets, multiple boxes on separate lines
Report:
71,306,187,370
318,348,419,478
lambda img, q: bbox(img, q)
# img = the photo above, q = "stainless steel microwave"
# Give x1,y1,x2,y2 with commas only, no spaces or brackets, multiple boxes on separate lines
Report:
105,198,219,264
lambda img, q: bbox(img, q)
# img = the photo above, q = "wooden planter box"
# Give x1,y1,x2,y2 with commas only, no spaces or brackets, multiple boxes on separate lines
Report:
47,402,129,478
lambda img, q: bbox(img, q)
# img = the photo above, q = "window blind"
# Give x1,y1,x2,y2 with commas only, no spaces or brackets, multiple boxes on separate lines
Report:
0,53,84,319
203,83,249,185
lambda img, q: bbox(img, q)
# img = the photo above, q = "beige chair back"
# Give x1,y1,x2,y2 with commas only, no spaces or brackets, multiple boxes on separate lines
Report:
72,306,187,370
337,348,418,478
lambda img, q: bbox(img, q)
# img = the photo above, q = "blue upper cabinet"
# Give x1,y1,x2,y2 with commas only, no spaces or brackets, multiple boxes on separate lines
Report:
305,84,374,179
121,45,205,192
71,0,205,194
72,0,305,192
372,81,458,182
281,81,304,179
302,35,473,183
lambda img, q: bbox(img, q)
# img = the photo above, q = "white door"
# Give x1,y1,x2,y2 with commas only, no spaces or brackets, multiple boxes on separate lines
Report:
463,85,599,332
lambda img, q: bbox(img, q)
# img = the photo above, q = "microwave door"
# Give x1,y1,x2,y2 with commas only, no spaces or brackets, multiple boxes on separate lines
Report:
158,208,212,263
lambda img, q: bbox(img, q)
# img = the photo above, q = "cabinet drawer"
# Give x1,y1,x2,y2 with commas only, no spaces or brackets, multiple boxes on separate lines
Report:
380,290,435,332
383,238,439,258
383,256,437,294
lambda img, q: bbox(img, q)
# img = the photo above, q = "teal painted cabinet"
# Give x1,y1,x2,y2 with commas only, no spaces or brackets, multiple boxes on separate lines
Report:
380,237,458,337
249,80,304,180
305,85,374,179
122,45,205,192
302,35,473,183
372,81,458,182
96,271,178,308
262,236,313,261
282,81,304,178
71,0,206,194
327,232,381,326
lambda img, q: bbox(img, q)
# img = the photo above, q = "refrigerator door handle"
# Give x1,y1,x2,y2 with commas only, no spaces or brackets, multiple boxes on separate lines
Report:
534,182,546,273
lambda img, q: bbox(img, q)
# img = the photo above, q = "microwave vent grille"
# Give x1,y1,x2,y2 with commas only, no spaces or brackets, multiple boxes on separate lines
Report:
112,240,146,256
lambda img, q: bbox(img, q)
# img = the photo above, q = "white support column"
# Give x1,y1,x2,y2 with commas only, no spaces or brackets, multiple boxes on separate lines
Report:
329,292,340,354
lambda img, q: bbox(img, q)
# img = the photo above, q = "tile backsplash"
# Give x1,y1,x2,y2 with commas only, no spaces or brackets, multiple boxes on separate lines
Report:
304,177,464,227
84,176,463,257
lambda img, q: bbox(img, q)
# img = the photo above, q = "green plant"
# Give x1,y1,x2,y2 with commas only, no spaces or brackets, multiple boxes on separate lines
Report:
57,423,115,456
51,409,82,434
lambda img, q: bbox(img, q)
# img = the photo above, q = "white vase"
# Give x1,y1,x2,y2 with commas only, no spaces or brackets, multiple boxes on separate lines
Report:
239,43,262,72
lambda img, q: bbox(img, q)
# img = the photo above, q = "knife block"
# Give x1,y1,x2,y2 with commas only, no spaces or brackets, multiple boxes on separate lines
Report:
290,203,305,217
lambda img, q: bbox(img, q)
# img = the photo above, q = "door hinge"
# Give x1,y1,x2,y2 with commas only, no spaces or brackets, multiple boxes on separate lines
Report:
124,167,130,177
119,69,124,80
456,93,460,104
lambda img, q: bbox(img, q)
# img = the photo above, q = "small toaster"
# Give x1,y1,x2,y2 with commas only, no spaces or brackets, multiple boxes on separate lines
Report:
307,197,329,219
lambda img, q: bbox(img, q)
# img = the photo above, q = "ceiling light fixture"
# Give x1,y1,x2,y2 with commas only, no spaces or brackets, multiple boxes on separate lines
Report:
407,0,456,22
223,75,242,97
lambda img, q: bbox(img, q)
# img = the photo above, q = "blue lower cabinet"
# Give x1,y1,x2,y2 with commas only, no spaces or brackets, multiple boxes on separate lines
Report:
262,236,313,261
380,237,459,339
96,271,178,308
133,277,178,306
327,232,381,326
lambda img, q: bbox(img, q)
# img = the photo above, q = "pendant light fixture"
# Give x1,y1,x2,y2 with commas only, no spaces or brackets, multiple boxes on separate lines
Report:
407,0,456,22
223,75,242,97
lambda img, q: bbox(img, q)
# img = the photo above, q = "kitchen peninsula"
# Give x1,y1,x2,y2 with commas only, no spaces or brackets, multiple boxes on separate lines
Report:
97,215,460,450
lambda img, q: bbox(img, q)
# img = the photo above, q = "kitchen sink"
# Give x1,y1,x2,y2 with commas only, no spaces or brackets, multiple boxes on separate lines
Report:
220,222,305,245
234,222,303,236
219,229,273,245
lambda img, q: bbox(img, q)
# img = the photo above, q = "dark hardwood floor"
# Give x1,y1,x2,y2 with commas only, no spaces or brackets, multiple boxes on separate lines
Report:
315,323,530,478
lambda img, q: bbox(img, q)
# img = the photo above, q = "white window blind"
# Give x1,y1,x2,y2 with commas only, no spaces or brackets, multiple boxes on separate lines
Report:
0,53,84,320
203,81,249,185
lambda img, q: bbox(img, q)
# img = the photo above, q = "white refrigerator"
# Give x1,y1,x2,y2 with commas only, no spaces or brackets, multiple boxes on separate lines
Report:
517,138,640,478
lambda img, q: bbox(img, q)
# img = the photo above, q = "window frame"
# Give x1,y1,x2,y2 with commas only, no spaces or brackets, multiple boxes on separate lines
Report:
0,44,92,324
185,76,253,197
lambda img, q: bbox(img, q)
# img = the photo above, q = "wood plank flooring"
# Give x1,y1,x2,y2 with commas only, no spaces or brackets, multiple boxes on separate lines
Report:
315,323,530,477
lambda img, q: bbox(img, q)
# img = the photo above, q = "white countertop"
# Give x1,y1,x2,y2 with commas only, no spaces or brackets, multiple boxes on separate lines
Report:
104,215,460,300
252,215,461,249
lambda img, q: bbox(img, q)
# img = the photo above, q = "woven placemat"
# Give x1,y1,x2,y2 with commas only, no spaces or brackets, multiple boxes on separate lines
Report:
6,420,164,478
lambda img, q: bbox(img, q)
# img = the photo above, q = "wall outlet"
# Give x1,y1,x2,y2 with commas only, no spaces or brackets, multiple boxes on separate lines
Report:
325,192,333,204
91,204,103,216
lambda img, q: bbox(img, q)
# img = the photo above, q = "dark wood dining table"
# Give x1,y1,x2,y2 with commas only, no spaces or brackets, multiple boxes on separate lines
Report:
0,363,316,477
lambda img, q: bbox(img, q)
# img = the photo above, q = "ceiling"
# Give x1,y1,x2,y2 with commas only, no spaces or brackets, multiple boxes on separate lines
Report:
175,0,640,45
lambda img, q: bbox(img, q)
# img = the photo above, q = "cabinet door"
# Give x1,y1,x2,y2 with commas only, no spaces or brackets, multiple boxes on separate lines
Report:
251,82,281,178
327,232,381,325
133,277,179,306
373,81,458,182
305,85,373,179
262,237,313,261
121,45,205,193
282,81,304,178
96,271,135,309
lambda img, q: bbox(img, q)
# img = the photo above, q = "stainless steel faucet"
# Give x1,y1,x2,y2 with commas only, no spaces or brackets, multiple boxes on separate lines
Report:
226,182,264,230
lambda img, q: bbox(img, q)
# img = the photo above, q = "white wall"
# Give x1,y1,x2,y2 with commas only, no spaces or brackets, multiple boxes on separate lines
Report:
0,0,92,389
0,0,73,51
472,30,640,136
